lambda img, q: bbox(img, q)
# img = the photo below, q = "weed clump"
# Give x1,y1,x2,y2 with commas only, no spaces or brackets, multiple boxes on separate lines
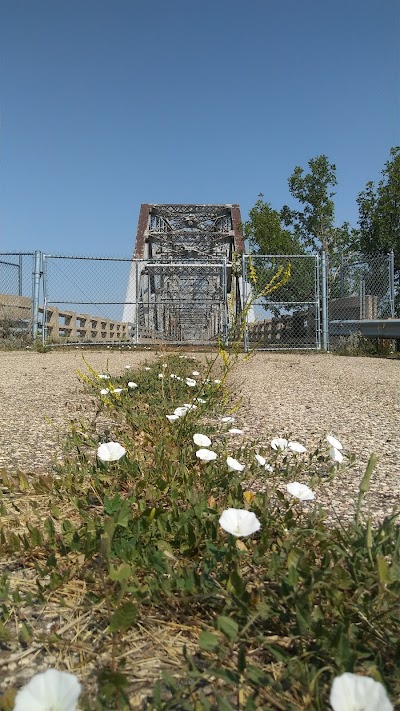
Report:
0,352,398,710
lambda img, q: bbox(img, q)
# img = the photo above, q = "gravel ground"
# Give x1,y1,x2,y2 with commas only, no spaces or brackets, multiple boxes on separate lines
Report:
227,351,399,524
0,348,399,523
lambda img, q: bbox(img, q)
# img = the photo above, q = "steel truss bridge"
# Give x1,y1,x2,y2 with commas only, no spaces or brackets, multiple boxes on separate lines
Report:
123,204,245,344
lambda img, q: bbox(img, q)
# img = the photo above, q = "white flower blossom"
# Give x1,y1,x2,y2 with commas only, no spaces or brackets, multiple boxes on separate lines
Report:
271,437,288,450
330,446,344,464
228,428,244,435
127,382,138,388
330,672,393,711
221,416,235,423
174,406,189,417
13,668,82,711
112,388,124,394
193,433,212,447
226,456,245,472
255,454,266,466
98,374,110,379
166,414,179,422
185,377,197,387
97,441,126,462
327,434,343,450
196,448,217,462
287,441,307,453
100,388,109,395
192,370,200,376
219,508,261,537
286,482,315,501
195,397,206,404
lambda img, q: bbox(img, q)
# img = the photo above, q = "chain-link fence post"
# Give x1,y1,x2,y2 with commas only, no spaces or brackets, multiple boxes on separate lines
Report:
31,250,42,340
321,250,329,351
18,254,23,296
242,254,249,352
389,251,395,318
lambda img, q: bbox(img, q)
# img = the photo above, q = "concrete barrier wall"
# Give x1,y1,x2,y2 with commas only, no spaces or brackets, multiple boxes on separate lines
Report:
0,295,130,341
44,306,130,341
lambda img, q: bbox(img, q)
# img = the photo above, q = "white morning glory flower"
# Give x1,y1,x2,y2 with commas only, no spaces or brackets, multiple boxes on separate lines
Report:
327,434,343,450
255,454,266,466
166,414,179,422
186,377,197,387
174,406,189,417
98,374,110,379
127,382,138,388
100,388,109,395
158,373,164,379
286,482,315,501
193,433,212,447
192,370,200,376
97,441,126,462
162,363,168,368
219,508,261,537
271,437,288,450
330,446,344,464
330,672,393,711
125,365,131,369
144,367,151,371
214,379,221,384
195,397,206,404
112,388,124,394
287,441,307,453
226,456,245,472
196,448,218,462
221,416,235,423
12,668,82,711
228,428,244,435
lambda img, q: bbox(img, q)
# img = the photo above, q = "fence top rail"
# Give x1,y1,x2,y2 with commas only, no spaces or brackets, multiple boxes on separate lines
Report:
0,252,35,256
244,253,319,258
43,254,133,261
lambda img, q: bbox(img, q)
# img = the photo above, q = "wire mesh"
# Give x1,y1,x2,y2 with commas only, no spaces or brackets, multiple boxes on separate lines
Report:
328,253,394,338
134,261,228,344
0,253,35,340
242,254,320,349
42,256,230,344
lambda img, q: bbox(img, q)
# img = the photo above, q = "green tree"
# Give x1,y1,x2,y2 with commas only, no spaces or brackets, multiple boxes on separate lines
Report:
244,194,303,255
357,146,400,269
281,155,351,255
243,195,315,309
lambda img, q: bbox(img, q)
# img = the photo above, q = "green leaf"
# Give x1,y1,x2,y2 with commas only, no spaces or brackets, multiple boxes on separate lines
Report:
107,602,137,633
108,563,132,582
217,616,239,642
376,555,391,585
198,630,220,651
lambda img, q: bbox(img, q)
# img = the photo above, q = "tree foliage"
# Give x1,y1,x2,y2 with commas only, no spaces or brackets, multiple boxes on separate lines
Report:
357,146,400,268
281,155,351,255
244,195,303,255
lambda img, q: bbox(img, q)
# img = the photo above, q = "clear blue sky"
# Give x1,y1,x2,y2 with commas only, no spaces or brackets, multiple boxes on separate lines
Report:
1,0,398,256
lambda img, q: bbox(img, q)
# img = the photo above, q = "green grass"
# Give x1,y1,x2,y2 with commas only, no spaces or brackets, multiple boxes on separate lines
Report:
0,351,398,710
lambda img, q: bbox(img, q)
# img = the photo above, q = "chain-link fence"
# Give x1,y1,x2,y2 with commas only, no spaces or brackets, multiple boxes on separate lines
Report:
242,254,321,350
1,250,397,348
42,255,231,345
130,260,229,345
0,253,35,341
327,253,395,341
